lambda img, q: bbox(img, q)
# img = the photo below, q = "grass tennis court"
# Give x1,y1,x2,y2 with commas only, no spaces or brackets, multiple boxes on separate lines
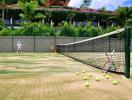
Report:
0,53,132,100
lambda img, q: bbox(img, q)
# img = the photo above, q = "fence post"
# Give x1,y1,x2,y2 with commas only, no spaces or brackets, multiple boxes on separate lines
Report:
34,35,35,52
12,35,14,52
125,27,131,78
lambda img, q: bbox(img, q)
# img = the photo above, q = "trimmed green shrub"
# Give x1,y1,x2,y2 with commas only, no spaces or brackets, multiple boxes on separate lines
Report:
12,28,24,36
89,27,101,37
21,22,54,36
60,22,77,36
0,21,122,37
76,22,101,37
0,28,11,36
77,27,89,37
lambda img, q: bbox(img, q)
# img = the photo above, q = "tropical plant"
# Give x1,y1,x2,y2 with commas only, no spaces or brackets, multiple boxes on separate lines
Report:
0,28,11,36
22,22,54,36
18,0,45,22
77,22,101,37
116,7,132,27
77,26,91,37
0,18,5,31
60,22,77,36
12,28,24,36
102,26,121,33
89,27,101,36
126,19,132,26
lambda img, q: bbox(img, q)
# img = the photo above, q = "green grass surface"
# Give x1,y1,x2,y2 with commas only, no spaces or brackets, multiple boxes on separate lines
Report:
0,53,131,100
0,70,24,74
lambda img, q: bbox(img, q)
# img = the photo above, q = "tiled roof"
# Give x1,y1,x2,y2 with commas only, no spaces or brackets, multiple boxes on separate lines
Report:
0,4,117,15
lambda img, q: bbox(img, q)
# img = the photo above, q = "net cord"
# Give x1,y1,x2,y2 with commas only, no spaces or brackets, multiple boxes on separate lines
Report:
57,28,125,46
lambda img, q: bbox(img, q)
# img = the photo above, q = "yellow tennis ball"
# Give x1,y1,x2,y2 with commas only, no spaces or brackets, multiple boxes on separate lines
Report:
88,73,92,77
96,77,100,81
76,72,80,75
83,76,88,80
102,73,106,77
105,75,110,79
85,82,90,87
82,70,86,73
112,80,118,85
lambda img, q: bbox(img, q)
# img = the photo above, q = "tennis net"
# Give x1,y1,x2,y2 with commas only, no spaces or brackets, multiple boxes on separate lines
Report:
57,28,131,75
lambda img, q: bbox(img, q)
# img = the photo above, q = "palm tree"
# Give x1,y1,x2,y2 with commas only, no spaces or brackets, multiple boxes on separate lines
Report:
116,7,131,27
18,0,45,22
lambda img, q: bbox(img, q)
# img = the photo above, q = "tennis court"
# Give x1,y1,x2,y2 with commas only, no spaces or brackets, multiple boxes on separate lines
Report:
57,28,131,76
0,53,132,100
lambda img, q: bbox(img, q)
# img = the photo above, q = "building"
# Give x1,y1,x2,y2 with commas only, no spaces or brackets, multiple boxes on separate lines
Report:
44,0,70,7
0,1,117,28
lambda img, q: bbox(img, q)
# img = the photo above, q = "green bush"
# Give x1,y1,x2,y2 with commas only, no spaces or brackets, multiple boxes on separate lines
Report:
102,26,121,34
21,22,54,36
0,21,122,37
126,19,132,26
76,22,101,37
89,27,101,37
12,28,24,36
60,22,77,36
77,27,91,37
0,19,5,31
0,28,11,36
77,27,101,37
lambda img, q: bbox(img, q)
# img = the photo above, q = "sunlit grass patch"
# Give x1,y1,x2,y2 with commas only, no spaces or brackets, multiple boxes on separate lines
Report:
47,66,69,73
0,70,26,74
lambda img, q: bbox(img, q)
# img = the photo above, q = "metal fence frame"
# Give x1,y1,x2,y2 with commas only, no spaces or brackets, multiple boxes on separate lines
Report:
0,36,88,52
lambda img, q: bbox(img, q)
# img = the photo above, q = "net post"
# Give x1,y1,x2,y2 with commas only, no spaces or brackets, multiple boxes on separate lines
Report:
125,27,131,78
